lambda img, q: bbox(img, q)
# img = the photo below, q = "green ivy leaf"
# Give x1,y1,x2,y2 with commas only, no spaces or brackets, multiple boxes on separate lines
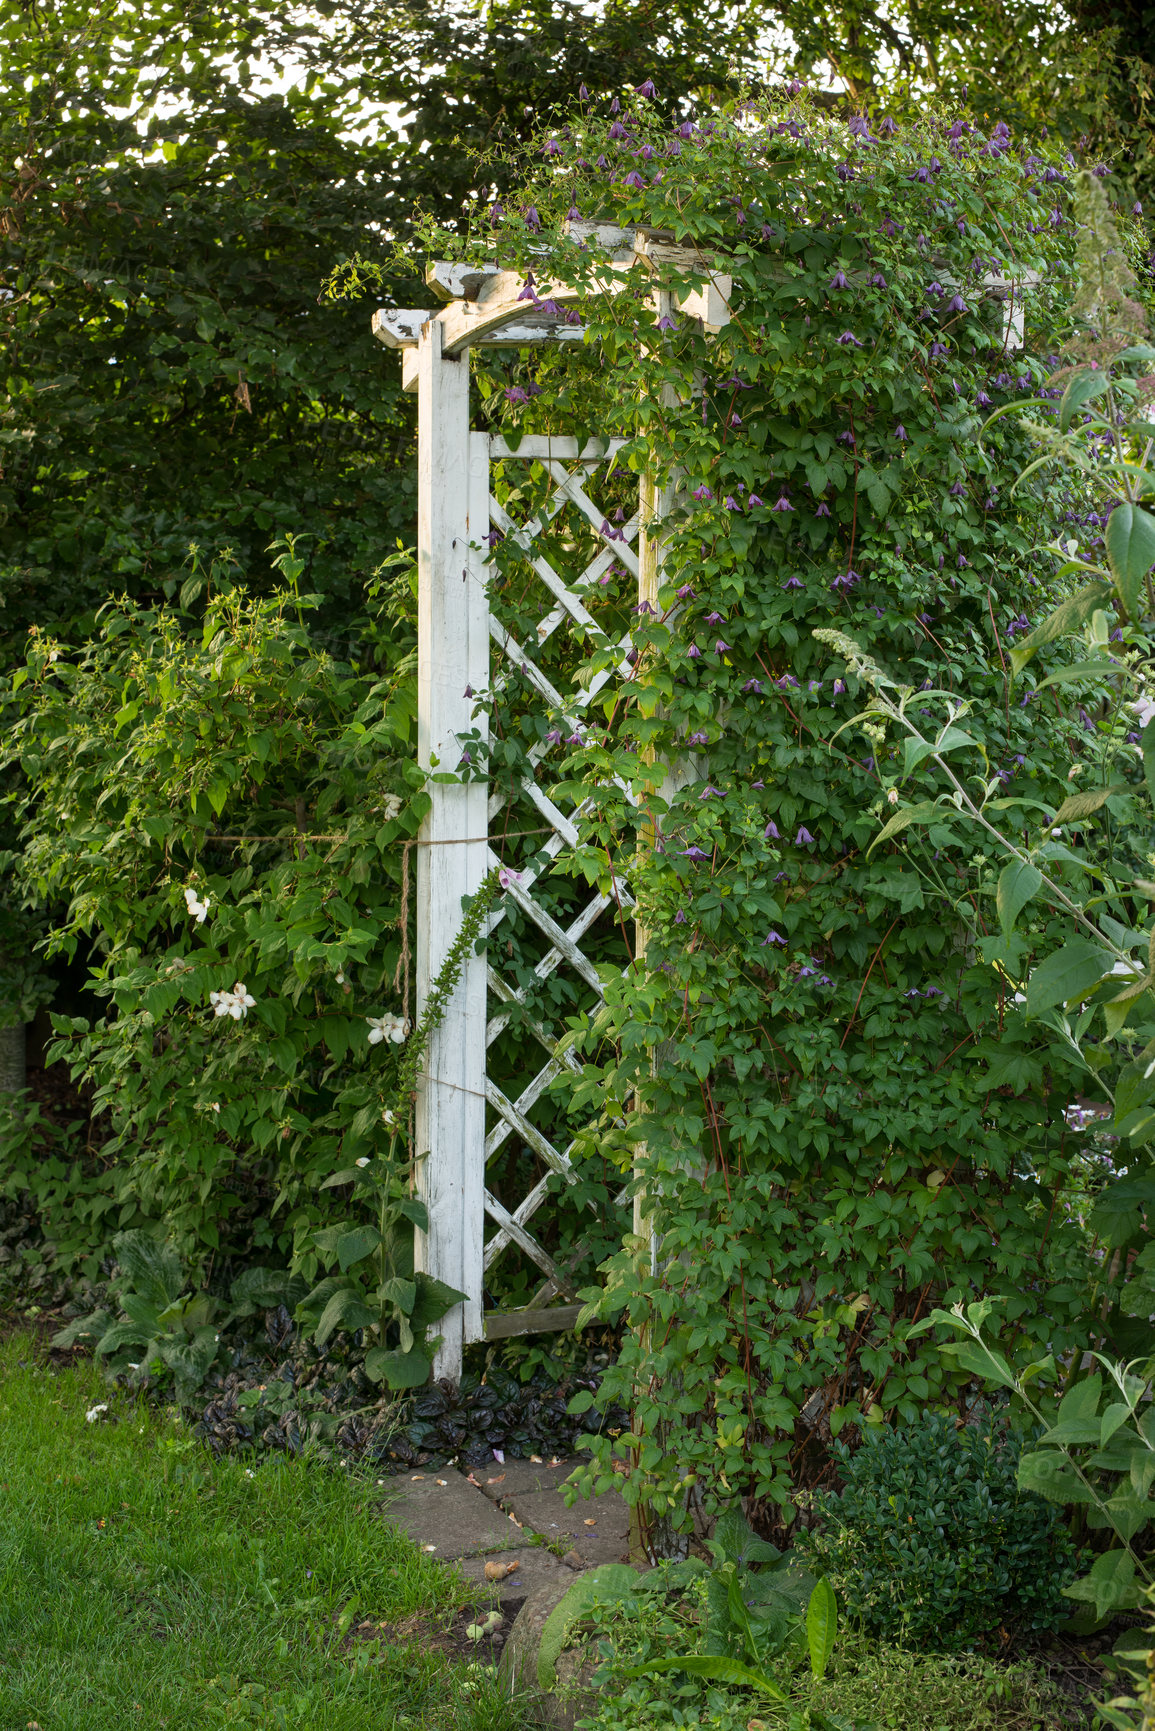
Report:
1024,940,1113,1018
1105,504,1155,621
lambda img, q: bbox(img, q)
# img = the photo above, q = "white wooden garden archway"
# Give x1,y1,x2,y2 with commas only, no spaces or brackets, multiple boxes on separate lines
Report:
372,235,731,1379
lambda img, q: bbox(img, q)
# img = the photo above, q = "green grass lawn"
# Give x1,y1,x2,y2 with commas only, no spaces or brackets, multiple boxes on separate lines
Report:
0,1332,534,1731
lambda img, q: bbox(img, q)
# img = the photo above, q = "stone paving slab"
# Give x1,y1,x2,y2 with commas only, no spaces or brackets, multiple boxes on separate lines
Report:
503,1485,631,1567
470,1458,576,1499
382,1466,525,1561
451,1542,572,1604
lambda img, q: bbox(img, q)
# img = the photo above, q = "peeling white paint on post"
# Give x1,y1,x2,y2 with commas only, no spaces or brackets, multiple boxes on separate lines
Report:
414,321,490,1376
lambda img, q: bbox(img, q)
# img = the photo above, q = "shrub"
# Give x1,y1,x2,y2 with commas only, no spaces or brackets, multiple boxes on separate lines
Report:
798,1410,1079,1650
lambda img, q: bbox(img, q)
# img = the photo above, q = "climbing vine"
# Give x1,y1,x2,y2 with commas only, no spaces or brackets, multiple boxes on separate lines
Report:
416,85,1149,1531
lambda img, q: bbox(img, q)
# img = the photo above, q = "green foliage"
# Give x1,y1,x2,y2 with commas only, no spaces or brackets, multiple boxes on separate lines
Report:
864,170,1155,1362
792,1634,1072,1731
2,557,422,1274
918,1299,1155,1623
798,1409,1079,1649
562,1570,1065,1731
472,89,1112,1528
51,1227,305,1404
539,1564,642,1688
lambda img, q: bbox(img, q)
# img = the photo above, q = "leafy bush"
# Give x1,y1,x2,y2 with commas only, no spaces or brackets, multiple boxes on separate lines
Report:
52,1228,306,1403
2,549,421,1272
798,1410,1079,1650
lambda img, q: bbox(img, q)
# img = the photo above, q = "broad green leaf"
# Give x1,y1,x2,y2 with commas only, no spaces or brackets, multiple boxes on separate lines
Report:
1035,660,1127,692
996,859,1042,937
1009,582,1114,674
1059,369,1111,432
1051,785,1129,826
538,1565,640,1687
336,1224,381,1272
112,1229,185,1308
619,1655,788,1699
1089,1173,1155,1243
363,1345,432,1388
1024,940,1113,1018
1104,1407,1142,1457
866,800,942,857
1017,1449,1096,1504
939,1339,1017,1389
1105,504,1155,621
806,1578,837,1680
410,1272,468,1328
314,1285,377,1346
1142,718,1155,806
1104,1489,1155,1543
1062,1549,1141,1619
380,1275,416,1315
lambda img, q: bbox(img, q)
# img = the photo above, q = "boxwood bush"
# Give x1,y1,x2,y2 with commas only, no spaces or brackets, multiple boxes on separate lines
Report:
798,1410,1080,1650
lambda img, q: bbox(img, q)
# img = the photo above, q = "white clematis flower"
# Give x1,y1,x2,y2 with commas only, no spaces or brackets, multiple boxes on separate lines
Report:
366,1012,409,1046
209,982,256,1020
183,885,211,924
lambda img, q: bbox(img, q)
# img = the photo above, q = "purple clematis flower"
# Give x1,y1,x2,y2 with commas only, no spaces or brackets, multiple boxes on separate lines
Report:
833,678,847,695
676,584,696,599
674,909,688,924
837,331,864,346
609,120,627,140
782,576,803,589
705,611,725,624
763,930,787,946
635,78,656,97
700,785,723,798
692,485,713,502
764,820,780,839
687,731,709,745
724,496,739,510
656,313,677,331
795,827,815,845
681,845,709,861
749,494,765,508
869,272,887,288
622,171,646,188
895,424,908,441
743,679,763,693
815,502,831,517
687,643,702,659
830,269,849,290
714,639,730,655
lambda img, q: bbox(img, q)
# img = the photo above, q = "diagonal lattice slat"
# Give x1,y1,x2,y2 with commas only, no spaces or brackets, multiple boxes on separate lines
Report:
480,441,642,1306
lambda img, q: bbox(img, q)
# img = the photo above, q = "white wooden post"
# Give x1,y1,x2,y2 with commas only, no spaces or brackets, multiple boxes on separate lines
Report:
414,320,490,1378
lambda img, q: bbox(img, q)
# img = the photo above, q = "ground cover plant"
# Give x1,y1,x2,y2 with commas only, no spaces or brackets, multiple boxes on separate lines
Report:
0,1330,531,1731
544,1556,1074,1731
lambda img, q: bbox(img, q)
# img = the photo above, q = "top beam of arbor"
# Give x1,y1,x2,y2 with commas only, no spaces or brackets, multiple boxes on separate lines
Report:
371,224,733,376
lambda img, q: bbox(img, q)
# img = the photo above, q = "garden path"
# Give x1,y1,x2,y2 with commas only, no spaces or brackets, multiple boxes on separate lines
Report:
382,1457,630,1606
